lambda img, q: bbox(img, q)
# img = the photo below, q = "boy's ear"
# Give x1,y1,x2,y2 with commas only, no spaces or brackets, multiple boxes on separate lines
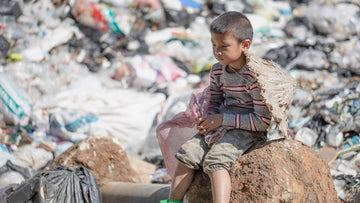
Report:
241,39,251,50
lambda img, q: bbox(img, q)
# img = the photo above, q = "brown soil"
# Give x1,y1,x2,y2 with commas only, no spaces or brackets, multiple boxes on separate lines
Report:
49,135,156,186
185,138,340,203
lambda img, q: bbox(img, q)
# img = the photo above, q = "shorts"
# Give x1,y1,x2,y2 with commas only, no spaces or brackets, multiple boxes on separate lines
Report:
175,129,266,175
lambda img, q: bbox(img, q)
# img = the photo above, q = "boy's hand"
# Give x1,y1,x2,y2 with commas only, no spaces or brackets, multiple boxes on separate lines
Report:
197,114,223,135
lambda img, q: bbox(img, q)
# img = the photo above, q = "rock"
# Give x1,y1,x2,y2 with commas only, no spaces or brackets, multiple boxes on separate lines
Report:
49,135,156,186
185,139,340,203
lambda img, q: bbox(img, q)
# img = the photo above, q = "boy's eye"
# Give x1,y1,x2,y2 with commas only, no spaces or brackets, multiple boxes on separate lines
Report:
212,44,227,48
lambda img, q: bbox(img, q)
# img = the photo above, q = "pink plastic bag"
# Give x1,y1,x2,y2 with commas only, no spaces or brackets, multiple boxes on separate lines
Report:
156,86,209,178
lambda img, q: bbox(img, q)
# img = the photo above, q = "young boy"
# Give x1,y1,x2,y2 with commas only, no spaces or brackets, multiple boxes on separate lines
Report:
161,11,273,203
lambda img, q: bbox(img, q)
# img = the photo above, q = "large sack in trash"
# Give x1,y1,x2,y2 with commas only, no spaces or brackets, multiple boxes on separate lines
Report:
50,135,156,186
185,139,340,203
6,165,102,203
0,73,32,126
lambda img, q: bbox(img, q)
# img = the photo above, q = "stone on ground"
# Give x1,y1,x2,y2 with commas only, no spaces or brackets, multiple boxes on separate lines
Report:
185,139,340,203
49,135,156,186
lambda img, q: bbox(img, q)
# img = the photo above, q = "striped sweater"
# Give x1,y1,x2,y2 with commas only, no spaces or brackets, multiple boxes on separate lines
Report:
208,63,271,132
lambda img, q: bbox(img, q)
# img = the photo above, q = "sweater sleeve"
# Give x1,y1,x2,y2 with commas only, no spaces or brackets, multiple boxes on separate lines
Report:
222,79,272,131
208,65,224,115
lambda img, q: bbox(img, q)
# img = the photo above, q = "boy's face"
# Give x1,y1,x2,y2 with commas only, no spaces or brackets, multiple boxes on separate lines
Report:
211,32,250,69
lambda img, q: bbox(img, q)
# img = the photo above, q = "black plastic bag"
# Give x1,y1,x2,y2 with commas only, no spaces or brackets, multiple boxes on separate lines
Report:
0,36,10,60
6,165,102,203
0,0,22,19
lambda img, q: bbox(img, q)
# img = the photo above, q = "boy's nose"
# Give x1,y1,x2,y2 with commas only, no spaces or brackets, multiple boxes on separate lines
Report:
215,49,222,55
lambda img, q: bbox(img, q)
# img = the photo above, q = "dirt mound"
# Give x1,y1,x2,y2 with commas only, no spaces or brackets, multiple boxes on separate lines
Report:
49,135,156,186
185,138,340,202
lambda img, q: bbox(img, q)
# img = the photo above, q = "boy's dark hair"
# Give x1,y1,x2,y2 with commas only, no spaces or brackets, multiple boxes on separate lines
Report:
210,11,253,43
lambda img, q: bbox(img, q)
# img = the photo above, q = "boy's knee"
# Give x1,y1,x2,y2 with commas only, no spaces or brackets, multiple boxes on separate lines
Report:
203,163,229,175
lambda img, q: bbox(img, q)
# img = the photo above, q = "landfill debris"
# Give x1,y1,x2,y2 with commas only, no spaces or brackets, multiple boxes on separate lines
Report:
0,1,22,20
6,165,102,203
0,0,359,202
150,168,172,183
0,73,32,126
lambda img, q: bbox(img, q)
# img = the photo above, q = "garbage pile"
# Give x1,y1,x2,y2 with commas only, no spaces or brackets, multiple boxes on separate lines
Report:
0,0,359,201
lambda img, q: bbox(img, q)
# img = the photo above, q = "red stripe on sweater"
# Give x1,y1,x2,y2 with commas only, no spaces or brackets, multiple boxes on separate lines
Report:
247,86,258,91
243,73,254,78
225,104,253,110
213,68,223,72
249,114,257,131
260,116,271,125
254,103,266,107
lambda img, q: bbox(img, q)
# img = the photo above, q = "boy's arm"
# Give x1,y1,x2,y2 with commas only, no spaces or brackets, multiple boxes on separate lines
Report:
222,80,272,132
208,66,224,115
196,64,224,135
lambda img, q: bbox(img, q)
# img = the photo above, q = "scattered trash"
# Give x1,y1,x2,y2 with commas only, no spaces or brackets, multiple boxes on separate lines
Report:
0,73,32,126
0,0,359,201
150,168,171,183
6,165,102,203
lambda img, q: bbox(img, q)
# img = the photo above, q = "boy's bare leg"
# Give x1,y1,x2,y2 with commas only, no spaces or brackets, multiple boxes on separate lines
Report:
210,169,231,203
169,163,195,201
